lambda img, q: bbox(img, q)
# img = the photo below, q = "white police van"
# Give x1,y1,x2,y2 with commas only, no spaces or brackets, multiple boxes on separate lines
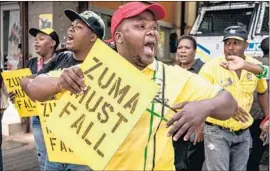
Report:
190,1,269,62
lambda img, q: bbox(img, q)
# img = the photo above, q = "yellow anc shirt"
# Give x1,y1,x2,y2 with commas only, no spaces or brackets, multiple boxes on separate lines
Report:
104,60,221,170
199,56,268,131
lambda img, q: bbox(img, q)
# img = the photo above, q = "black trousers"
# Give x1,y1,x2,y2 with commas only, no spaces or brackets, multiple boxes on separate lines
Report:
173,137,204,171
247,119,269,171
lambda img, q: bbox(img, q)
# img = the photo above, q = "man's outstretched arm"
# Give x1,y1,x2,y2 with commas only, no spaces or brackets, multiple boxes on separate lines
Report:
220,55,268,77
208,90,238,120
21,66,87,102
21,75,60,102
167,90,238,141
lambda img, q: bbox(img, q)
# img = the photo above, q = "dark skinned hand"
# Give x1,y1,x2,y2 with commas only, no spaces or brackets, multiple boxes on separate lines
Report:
57,66,87,94
166,101,210,141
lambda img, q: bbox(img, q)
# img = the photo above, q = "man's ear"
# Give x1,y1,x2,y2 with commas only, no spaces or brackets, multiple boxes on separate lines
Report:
244,41,249,49
114,32,123,44
51,40,56,48
90,33,97,42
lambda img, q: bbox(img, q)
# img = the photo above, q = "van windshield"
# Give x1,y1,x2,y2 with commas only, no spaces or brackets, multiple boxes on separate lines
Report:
196,8,254,36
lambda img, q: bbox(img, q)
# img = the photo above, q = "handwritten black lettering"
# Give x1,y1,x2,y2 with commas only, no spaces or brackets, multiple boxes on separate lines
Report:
94,133,106,157
59,102,77,118
84,57,103,80
60,141,68,152
16,100,22,109
112,112,128,133
14,89,26,98
108,77,131,104
98,67,116,89
70,114,86,134
98,102,113,123
123,93,140,114
50,137,57,151
86,91,103,112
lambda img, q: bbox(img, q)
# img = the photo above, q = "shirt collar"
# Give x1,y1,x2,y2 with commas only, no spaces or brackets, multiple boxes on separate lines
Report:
143,59,158,72
189,58,204,72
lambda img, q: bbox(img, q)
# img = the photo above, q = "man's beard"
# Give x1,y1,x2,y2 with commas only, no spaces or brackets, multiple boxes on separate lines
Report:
123,37,147,70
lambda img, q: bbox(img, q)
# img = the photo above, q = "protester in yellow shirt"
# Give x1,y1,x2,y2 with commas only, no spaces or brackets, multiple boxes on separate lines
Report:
21,2,242,170
219,37,269,171
199,26,269,171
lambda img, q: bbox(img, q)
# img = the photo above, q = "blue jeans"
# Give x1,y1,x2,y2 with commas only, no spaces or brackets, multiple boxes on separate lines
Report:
32,116,47,171
44,158,92,171
204,124,252,171
32,117,91,171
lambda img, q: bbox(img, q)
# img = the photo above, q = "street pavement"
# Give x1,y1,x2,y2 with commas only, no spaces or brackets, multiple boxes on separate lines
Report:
2,133,39,171
1,133,268,171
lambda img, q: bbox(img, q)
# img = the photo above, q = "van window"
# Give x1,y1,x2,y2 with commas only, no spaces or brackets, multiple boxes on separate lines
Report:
260,6,269,34
196,8,254,35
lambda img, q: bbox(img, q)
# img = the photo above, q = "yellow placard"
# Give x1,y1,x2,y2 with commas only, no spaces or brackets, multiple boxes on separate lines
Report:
1,68,37,117
47,70,64,100
37,100,85,164
39,14,53,29
46,39,160,170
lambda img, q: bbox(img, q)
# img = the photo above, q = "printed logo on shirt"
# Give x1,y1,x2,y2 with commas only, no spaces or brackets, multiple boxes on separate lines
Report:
247,73,253,81
220,77,234,88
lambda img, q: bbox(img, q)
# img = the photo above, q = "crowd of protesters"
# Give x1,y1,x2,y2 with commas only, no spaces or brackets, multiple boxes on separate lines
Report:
0,2,268,171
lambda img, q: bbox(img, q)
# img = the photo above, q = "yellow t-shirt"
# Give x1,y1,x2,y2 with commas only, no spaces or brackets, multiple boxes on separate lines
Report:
105,60,221,170
199,56,268,131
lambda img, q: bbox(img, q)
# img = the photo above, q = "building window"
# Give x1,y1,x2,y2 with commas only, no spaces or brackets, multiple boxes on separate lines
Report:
196,8,254,35
157,26,171,63
1,4,21,70
260,6,269,35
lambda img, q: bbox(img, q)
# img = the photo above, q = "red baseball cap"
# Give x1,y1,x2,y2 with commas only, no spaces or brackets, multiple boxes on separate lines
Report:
107,2,165,42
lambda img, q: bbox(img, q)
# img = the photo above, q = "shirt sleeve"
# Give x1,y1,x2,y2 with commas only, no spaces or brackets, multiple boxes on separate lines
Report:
176,74,222,102
256,78,268,94
198,63,214,84
37,53,63,75
26,58,38,74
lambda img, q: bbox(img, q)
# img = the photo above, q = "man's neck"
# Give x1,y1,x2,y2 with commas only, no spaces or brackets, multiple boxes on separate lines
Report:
180,59,195,69
118,48,146,70
73,46,92,61
41,50,54,63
